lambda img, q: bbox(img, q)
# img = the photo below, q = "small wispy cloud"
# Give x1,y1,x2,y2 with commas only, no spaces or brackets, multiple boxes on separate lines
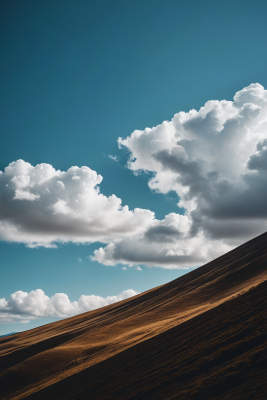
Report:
136,266,142,271
122,267,127,270
108,154,119,162
78,257,82,262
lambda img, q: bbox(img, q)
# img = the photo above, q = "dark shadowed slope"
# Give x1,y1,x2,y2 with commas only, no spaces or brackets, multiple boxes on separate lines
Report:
0,232,267,399
27,279,267,400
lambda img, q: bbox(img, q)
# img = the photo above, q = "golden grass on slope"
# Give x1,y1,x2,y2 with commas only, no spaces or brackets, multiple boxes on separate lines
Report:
0,232,267,399
27,279,267,400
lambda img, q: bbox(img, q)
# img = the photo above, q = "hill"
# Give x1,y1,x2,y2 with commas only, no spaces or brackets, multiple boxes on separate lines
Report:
0,332,18,338
0,233,266,399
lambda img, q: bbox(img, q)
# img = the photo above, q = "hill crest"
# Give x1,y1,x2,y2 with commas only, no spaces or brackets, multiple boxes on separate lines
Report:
0,232,267,399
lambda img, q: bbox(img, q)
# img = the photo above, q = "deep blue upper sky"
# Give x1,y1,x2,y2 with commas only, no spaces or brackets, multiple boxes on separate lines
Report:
1,0,267,334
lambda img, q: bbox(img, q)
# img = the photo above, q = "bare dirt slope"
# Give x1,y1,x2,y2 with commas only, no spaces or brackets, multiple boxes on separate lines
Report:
0,232,267,400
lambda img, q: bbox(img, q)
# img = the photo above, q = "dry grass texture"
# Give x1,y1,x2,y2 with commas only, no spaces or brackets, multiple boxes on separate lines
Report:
0,232,267,399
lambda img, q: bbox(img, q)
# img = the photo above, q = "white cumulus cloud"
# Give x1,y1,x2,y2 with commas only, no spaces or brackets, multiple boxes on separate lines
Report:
93,213,231,268
0,288,138,323
0,160,155,247
93,83,267,268
1,84,267,270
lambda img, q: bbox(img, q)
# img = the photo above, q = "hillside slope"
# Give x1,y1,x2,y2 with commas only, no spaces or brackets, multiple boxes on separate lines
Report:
0,232,267,399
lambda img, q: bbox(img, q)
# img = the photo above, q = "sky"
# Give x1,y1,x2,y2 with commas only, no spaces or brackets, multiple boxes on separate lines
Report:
1,0,267,335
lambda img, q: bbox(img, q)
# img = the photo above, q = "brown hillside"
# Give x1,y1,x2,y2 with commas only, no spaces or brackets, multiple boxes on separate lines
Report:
0,232,267,399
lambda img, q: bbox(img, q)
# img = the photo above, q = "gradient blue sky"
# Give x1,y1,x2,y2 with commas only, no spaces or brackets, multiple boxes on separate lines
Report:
1,0,267,335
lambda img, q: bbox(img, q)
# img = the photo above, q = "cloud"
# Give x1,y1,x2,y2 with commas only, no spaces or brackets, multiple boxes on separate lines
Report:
122,267,127,270
108,155,119,162
1,84,267,270
247,139,267,171
78,257,82,262
0,288,138,323
119,83,267,232
136,266,142,270
93,213,231,268
93,84,267,268
0,160,155,247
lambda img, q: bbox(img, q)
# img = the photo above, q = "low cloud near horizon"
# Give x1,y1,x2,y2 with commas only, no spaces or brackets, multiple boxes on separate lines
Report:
0,289,138,324
1,83,267,269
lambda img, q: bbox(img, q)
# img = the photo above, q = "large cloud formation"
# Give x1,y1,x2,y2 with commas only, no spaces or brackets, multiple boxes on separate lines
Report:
1,84,267,269
0,160,154,247
0,289,138,323
94,84,267,267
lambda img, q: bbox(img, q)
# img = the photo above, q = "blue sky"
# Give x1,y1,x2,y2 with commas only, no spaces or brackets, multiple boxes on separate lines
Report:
1,0,267,335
